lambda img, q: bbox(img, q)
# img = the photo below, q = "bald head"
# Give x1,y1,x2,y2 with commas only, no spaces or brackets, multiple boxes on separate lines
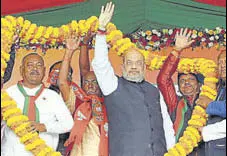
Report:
20,53,46,88
122,49,145,83
22,53,44,65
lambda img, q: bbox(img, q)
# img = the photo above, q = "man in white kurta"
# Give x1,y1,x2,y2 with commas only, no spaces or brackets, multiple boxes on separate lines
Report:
1,53,74,156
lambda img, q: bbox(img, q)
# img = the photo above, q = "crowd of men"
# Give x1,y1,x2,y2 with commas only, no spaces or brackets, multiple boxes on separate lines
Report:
1,2,226,156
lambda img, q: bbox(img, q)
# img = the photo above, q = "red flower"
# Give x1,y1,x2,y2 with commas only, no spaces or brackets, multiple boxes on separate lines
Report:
151,35,160,42
166,39,173,47
221,29,226,34
139,37,147,46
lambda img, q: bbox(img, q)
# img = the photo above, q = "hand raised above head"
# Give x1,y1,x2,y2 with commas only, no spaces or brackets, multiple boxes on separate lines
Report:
65,34,81,51
83,29,95,45
174,28,195,52
99,2,115,30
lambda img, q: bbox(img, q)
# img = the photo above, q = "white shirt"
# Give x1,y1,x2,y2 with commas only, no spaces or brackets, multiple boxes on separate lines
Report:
1,84,74,156
202,119,226,142
92,34,175,150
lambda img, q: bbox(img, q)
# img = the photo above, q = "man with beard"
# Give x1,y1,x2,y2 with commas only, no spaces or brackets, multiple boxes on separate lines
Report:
157,28,205,156
59,33,108,156
1,53,74,156
200,50,226,156
91,2,167,156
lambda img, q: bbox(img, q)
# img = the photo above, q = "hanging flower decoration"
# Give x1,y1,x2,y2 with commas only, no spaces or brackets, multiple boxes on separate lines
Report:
1,15,220,156
129,27,226,51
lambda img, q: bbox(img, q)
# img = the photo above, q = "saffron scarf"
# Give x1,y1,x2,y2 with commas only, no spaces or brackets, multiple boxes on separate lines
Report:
65,82,108,156
17,81,45,122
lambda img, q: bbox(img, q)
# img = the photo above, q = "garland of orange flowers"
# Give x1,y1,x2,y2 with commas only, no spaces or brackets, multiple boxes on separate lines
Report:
1,15,219,156
1,92,62,156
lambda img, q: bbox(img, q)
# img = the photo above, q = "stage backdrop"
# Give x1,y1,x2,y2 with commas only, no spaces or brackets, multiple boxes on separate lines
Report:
3,46,224,90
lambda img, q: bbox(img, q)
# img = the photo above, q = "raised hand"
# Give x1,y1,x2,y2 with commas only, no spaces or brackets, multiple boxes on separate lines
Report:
83,29,94,45
66,34,81,51
99,2,115,30
175,28,195,51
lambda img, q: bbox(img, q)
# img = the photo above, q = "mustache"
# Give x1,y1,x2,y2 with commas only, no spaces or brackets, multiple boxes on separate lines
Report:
184,83,193,88
30,70,40,75
129,70,140,73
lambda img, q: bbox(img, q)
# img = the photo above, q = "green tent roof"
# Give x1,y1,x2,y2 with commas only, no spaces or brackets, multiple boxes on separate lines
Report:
10,0,226,33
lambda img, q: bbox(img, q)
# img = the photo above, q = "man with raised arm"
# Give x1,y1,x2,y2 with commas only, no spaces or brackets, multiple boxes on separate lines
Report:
59,33,108,156
92,2,167,156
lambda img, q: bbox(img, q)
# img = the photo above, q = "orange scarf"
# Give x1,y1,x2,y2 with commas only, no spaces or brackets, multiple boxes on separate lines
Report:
65,82,108,156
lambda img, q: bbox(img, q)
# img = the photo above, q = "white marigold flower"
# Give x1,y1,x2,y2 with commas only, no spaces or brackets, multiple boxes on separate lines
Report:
216,27,221,33
141,32,146,37
205,28,209,33
209,36,214,41
215,35,219,40
208,42,214,47
154,41,160,46
201,38,206,42
146,36,152,40
169,29,173,35
152,29,158,34
157,32,161,37
191,34,197,39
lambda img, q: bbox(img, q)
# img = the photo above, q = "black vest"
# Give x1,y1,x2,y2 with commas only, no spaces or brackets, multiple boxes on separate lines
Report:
105,77,167,156
205,84,226,156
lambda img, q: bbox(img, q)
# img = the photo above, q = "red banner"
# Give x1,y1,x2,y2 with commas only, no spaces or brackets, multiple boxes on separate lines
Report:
1,0,85,15
195,0,226,7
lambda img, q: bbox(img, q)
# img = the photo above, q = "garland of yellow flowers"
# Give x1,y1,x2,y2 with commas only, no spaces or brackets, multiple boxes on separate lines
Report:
147,57,218,156
1,92,61,156
1,15,219,156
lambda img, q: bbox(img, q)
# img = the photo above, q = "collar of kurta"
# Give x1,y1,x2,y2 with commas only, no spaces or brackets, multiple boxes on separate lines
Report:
17,80,45,122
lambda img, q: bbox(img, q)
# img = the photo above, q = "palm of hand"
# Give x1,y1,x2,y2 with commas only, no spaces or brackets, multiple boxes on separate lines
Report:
99,2,115,29
66,39,79,50
174,28,194,50
99,13,111,28
175,36,190,49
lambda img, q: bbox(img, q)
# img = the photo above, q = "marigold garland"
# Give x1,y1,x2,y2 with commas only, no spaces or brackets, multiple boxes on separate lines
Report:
1,15,220,156
1,92,62,156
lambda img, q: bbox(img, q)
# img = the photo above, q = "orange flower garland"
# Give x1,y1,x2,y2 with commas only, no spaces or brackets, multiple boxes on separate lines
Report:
1,15,219,156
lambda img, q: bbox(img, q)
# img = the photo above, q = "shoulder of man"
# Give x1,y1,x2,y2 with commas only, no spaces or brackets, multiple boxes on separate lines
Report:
6,84,19,95
143,81,159,92
43,87,63,98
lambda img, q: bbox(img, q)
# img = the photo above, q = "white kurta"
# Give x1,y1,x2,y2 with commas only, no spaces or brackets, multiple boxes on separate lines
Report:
202,119,226,142
1,84,74,156
92,34,175,150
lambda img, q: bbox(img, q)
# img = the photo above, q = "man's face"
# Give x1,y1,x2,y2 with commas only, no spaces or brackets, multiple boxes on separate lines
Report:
49,63,72,86
179,74,200,96
218,53,226,80
122,50,145,83
20,55,45,86
49,63,61,86
82,72,101,96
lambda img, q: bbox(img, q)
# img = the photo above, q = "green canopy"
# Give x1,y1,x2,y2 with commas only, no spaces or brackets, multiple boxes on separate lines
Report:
9,0,226,33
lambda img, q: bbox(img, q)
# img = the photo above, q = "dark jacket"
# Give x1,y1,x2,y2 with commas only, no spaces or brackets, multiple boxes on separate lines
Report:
105,77,167,156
